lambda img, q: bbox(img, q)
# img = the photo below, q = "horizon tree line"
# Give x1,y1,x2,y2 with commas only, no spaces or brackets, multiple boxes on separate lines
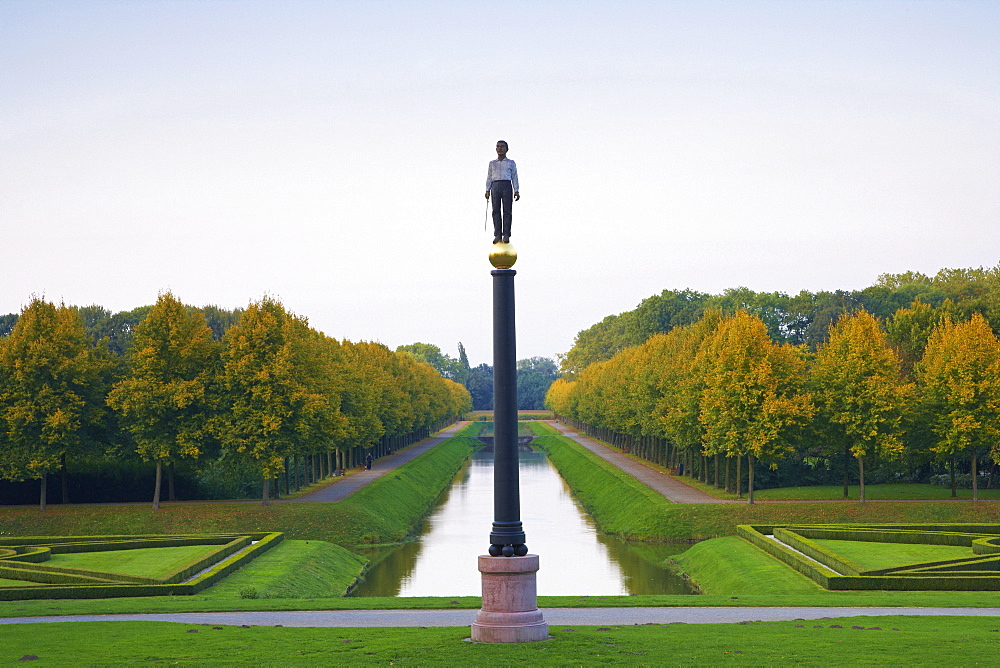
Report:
547,307,1000,504
0,293,471,509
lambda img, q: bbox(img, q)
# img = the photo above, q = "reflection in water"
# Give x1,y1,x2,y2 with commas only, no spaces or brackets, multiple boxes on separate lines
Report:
350,449,694,597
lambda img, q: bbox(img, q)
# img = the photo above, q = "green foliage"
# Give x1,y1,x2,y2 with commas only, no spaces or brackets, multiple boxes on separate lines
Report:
465,363,493,410
561,263,1000,374
106,292,220,508
0,298,114,508
917,313,1000,497
516,356,558,410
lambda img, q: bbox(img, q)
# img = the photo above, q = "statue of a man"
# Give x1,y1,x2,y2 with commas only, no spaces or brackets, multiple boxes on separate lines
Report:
485,140,520,244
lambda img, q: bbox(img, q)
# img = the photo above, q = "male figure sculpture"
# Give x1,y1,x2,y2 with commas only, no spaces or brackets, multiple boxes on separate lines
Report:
485,140,519,243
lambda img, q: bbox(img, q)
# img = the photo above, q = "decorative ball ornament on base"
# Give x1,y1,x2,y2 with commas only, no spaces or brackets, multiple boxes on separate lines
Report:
489,241,517,269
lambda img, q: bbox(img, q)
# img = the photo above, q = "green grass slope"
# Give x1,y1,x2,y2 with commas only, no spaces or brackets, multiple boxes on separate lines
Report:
534,434,677,540
0,430,479,549
199,540,368,599
670,536,826,595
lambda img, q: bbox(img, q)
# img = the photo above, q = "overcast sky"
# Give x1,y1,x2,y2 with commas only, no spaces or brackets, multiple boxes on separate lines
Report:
3,1,998,366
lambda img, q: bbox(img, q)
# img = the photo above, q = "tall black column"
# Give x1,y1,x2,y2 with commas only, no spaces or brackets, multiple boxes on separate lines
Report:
489,268,527,556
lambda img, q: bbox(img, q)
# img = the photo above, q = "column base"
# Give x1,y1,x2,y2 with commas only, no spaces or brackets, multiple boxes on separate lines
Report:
471,554,549,643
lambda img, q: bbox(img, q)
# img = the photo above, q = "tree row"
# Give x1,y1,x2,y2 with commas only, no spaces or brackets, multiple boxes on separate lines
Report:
0,293,471,508
560,264,1000,375
546,308,1000,503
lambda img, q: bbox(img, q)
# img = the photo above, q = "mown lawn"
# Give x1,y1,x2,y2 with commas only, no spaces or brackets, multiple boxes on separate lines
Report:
811,539,974,571
198,540,367,600
4,616,999,665
47,545,223,579
753,483,1000,501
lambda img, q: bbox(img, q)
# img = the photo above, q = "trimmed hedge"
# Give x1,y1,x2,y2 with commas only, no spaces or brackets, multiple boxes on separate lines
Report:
0,532,283,601
739,523,1000,592
735,525,837,588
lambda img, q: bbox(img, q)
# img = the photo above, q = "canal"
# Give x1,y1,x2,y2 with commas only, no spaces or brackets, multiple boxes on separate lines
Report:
350,447,695,597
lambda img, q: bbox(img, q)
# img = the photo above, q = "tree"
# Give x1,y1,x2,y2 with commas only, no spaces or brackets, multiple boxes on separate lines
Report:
516,357,558,410
466,363,494,410
0,298,110,510
810,310,910,502
917,313,1000,501
220,298,331,505
106,292,219,509
454,342,471,387
544,377,575,416
653,312,724,470
697,312,813,503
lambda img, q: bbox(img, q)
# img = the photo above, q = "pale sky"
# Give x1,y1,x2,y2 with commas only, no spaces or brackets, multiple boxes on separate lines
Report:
3,0,998,367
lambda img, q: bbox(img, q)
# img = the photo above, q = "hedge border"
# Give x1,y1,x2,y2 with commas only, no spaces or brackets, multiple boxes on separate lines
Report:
739,523,1000,592
0,532,282,601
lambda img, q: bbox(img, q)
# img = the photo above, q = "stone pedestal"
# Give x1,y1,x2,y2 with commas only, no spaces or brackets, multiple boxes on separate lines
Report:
471,554,548,643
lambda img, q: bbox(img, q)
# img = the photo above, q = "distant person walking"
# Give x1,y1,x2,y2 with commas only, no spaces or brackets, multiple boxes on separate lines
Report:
364,452,373,471
485,140,519,244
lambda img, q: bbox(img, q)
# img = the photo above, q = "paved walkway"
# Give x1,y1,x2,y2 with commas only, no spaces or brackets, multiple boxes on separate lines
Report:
290,422,468,503
4,606,998,627
551,423,731,504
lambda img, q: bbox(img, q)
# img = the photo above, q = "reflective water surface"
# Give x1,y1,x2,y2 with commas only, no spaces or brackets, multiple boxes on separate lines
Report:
350,449,695,597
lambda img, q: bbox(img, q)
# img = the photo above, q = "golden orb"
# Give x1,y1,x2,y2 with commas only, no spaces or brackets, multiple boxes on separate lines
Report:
489,241,517,269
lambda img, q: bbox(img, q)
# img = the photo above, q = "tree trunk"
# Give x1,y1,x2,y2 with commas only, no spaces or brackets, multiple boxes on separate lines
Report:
152,458,163,510
858,455,866,503
747,453,756,505
725,456,732,493
39,473,47,512
167,461,176,502
843,444,850,499
60,453,70,504
736,455,743,499
972,450,979,502
950,457,957,498
714,454,720,488
262,476,271,506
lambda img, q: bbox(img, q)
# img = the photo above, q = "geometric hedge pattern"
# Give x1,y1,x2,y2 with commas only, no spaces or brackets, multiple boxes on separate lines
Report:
0,532,283,600
738,524,1000,591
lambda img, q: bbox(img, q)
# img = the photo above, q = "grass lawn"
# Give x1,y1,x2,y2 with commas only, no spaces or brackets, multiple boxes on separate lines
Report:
671,536,826,595
753,484,1000,501
0,579,31,587
198,540,367,599
4,616,999,665
46,545,224,579
811,539,974,571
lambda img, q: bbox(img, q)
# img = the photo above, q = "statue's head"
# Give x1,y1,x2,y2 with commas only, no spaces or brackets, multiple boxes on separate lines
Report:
496,140,508,157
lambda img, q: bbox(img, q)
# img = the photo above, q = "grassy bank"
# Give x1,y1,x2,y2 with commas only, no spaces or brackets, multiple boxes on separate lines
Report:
5,616,999,665
199,540,368,599
534,434,678,540
537,433,998,542
0,428,479,549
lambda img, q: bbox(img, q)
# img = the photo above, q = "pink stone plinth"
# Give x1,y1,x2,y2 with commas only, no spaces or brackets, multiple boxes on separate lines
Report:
470,554,549,643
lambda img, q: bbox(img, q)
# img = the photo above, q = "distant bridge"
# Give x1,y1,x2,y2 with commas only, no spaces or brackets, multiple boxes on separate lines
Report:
476,435,536,452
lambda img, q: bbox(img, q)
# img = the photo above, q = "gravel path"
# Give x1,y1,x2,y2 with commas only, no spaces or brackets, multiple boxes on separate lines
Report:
551,423,732,504
4,606,999,627
291,422,467,503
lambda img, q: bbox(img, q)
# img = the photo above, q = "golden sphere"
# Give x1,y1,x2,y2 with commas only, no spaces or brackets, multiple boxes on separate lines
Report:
489,241,517,269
